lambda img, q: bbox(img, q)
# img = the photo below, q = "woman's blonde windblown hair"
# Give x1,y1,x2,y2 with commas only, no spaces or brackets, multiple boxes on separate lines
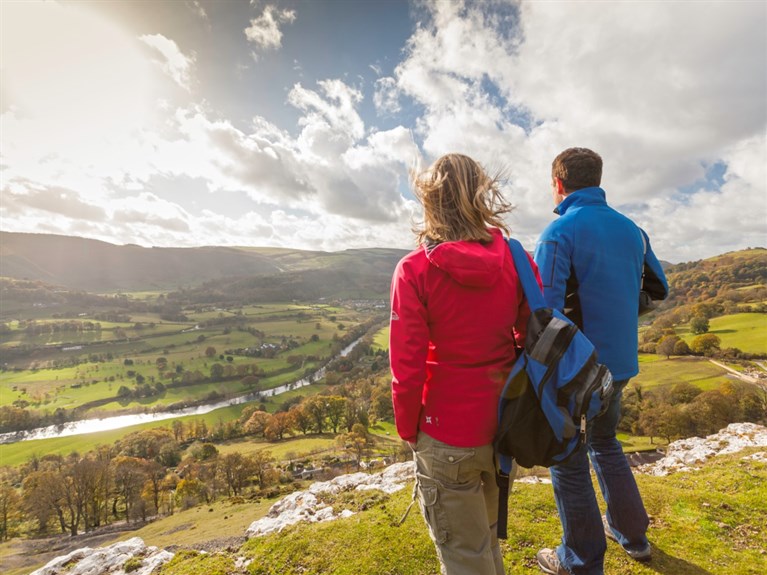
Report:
412,153,512,245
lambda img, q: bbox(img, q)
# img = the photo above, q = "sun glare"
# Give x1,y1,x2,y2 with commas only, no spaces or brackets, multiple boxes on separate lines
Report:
2,1,157,145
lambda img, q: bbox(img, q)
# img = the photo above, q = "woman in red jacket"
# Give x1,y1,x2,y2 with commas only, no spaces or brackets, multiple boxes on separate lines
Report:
390,153,535,574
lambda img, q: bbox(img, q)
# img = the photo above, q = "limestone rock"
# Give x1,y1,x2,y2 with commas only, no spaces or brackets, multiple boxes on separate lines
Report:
638,422,767,476
29,536,173,575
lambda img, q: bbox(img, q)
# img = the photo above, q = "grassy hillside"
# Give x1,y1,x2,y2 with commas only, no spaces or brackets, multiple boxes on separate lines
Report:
662,247,767,306
3,448,764,575
164,449,767,575
634,355,735,391
0,232,408,294
676,312,767,355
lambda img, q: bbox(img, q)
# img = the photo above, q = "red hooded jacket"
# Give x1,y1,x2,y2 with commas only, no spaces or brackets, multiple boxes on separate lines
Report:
389,228,538,447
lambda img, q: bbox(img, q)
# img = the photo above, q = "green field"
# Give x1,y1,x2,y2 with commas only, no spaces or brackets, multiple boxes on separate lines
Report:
0,381,337,468
0,301,371,420
371,326,389,351
635,355,733,391
675,312,767,355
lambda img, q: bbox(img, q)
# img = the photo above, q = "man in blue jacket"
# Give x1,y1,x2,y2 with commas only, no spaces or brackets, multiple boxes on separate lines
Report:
533,148,668,575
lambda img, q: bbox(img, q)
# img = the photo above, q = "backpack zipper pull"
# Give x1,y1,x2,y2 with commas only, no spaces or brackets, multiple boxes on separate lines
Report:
580,414,587,444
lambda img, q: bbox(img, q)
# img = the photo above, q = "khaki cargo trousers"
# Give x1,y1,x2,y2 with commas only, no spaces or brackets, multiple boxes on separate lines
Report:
413,431,513,575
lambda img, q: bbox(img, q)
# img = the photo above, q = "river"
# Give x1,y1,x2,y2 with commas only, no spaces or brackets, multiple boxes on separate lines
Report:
0,337,364,444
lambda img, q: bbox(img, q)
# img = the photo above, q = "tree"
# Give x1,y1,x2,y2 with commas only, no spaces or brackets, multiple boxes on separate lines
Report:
690,333,721,356
250,450,275,488
188,442,218,461
289,405,313,435
117,428,178,464
23,469,67,534
0,482,21,541
690,315,710,335
656,335,680,359
688,389,741,435
325,396,348,434
175,478,207,509
218,453,256,496
143,460,167,516
669,381,702,404
244,411,273,437
241,375,260,390
69,456,106,534
337,424,374,470
171,420,185,442
205,346,217,358
304,397,328,434
264,412,293,441
673,340,691,356
369,387,394,422
111,456,148,523
209,363,225,381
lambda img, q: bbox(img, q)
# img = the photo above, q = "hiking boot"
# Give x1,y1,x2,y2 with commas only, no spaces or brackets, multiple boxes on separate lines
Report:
602,515,652,561
536,548,570,575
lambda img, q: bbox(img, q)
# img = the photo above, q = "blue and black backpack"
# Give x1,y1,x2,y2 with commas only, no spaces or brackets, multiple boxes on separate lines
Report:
494,238,614,538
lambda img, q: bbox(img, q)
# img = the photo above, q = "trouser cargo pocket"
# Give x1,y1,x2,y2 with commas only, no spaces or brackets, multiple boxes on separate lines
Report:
417,479,450,545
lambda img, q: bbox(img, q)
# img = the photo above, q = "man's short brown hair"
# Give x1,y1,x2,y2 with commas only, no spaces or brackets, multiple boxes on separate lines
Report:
552,148,602,193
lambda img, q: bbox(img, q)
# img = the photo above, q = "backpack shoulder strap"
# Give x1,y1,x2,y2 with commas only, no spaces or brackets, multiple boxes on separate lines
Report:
506,238,545,311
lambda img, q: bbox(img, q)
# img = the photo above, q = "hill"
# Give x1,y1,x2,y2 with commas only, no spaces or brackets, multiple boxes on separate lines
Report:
0,232,409,296
7,423,766,575
661,247,767,307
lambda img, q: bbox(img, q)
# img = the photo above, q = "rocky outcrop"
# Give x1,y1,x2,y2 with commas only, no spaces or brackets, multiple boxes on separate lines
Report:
29,536,173,575
638,422,767,476
246,461,414,537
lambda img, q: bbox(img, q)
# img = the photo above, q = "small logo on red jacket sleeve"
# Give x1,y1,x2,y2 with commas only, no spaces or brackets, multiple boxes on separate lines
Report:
390,311,400,321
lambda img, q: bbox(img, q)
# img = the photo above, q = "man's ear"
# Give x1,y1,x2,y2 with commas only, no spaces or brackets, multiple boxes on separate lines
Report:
553,177,568,202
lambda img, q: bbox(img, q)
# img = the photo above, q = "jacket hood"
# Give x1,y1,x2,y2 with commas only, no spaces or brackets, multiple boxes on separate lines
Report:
425,228,506,287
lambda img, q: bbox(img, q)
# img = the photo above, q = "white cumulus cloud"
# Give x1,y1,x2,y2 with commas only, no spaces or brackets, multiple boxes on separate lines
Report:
244,4,296,57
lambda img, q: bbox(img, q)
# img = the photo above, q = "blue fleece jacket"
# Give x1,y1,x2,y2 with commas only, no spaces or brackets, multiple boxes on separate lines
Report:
533,187,668,380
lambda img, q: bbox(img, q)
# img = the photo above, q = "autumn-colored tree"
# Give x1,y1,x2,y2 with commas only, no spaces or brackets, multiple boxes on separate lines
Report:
218,453,256,496
289,405,313,435
250,450,276,488
0,481,21,540
304,396,328,434
111,456,148,523
22,468,69,535
656,335,680,359
175,477,207,509
244,410,273,438
264,411,293,441
337,424,374,470
690,333,721,356
669,381,702,404
673,339,691,356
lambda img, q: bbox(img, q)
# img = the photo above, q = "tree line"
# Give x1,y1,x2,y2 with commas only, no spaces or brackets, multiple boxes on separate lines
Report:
620,380,766,444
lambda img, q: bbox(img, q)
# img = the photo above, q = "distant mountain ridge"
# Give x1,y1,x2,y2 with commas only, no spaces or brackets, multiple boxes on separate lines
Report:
0,232,410,295
1,232,763,301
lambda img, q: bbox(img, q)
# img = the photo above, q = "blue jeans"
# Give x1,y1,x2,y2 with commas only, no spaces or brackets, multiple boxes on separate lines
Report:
549,379,649,575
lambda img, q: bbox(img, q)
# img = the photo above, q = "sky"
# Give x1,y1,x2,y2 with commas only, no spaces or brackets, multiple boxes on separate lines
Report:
1,0,765,263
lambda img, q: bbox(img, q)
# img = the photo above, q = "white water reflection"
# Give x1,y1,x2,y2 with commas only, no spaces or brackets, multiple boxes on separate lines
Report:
0,337,363,444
